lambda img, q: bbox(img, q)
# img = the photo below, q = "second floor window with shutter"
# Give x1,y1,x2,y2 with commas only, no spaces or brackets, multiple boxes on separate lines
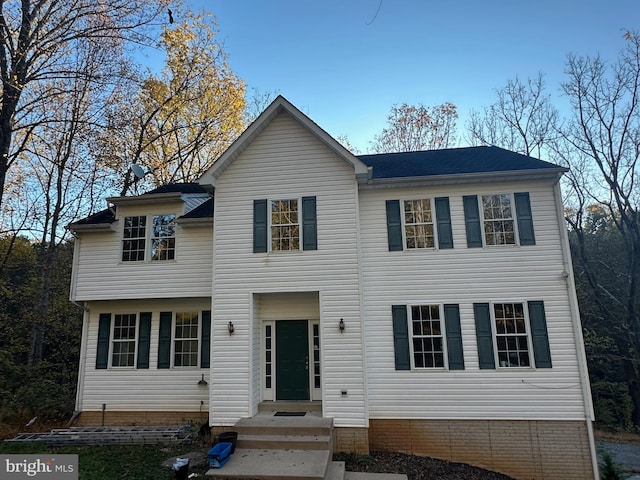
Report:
271,199,299,251
404,199,435,248
481,194,515,245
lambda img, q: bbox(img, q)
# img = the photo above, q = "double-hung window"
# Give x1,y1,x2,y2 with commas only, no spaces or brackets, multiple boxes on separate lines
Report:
391,304,464,371
493,303,531,367
481,194,515,246
404,200,435,249
111,313,137,367
386,197,453,251
122,214,175,261
463,192,536,247
174,312,199,367
122,216,146,261
151,214,176,260
410,305,445,368
271,199,299,251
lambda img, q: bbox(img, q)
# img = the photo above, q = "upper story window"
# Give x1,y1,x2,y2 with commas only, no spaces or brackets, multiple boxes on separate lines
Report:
463,193,536,248
253,197,317,253
111,313,137,367
271,199,300,251
386,197,453,251
122,214,175,262
122,216,146,261
151,214,176,260
481,194,515,246
404,199,435,249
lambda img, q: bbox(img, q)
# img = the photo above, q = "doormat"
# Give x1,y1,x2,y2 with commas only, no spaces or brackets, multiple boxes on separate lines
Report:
274,411,306,417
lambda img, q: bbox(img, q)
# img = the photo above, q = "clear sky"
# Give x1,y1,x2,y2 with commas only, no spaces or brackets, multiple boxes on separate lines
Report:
186,0,635,153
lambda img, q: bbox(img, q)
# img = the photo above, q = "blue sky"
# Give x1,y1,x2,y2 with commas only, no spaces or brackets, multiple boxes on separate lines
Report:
185,0,635,153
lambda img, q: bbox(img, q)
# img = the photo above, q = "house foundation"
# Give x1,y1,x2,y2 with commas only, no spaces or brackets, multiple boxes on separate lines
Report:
369,418,595,480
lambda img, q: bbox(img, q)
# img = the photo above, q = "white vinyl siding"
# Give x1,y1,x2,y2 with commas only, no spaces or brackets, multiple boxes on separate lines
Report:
71,200,212,300
359,181,588,421
76,298,211,413
211,112,365,427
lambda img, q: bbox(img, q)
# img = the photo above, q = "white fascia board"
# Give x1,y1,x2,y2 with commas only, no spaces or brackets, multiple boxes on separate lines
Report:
176,217,213,227
106,192,184,205
198,95,369,186
359,168,567,190
68,223,115,233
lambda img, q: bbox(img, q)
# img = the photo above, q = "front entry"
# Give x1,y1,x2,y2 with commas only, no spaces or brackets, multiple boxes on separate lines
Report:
275,320,309,400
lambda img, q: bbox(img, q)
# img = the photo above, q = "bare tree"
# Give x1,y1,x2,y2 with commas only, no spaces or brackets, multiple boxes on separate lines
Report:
467,74,559,158
371,102,458,153
0,0,169,210
558,30,640,425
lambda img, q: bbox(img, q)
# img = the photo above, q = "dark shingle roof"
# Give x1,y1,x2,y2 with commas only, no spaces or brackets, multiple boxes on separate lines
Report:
69,208,115,226
142,183,208,195
358,146,563,179
180,198,213,219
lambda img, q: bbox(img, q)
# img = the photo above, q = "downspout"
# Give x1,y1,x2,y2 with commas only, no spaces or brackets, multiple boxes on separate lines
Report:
553,179,599,479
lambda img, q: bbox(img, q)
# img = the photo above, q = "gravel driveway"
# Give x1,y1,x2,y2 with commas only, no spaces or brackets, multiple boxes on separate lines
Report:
598,440,640,479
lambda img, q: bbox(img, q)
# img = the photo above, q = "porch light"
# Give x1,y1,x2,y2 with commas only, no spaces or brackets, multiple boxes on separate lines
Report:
339,318,345,333
198,374,208,386
227,321,235,335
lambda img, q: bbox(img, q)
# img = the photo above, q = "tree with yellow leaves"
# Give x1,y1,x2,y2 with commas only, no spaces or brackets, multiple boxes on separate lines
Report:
99,11,246,195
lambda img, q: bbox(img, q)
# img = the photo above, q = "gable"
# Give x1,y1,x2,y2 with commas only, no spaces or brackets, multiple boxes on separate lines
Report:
198,95,369,186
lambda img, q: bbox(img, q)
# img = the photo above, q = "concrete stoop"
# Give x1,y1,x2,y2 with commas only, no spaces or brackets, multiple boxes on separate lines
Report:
206,405,406,480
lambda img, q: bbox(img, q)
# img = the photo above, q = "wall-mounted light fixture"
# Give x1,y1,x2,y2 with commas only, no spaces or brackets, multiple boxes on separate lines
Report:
228,321,235,336
339,318,345,333
198,374,208,386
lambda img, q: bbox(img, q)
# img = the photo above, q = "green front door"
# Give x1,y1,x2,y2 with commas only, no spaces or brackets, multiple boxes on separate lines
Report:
276,320,309,400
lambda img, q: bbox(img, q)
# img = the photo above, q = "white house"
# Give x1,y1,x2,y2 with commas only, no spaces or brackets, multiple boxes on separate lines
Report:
69,96,597,479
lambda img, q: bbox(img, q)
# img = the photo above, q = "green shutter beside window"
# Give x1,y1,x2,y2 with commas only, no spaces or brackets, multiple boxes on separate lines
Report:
137,312,152,369
391,305,411,370
96,313,111,369
444,304,464,370
386,200,403,251
158,311,172,369
201,310,211,368
528,301,552,368
302,196,317,250
474,303,495,369
463,195,483,248
435,197,454,249
253,199,268,253
515,192,536,246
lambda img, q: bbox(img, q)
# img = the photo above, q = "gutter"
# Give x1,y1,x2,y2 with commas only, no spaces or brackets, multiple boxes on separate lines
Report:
553,180,599,479
360,168,567,189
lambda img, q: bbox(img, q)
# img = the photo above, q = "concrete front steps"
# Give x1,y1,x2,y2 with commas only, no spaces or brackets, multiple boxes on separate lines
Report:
206,402,334,480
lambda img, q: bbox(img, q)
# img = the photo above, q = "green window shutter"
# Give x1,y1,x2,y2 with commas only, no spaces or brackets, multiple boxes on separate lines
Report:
463,195,483,248
96,313,111,369
158,311,172,369
386,200,403,251
253,199,268,253
302,196,317,250
435,197,454,249
473,303,495,369
528,301,552,368
201,310,211,368
514,192,536,246
137,312,152,369
392,305,411,370
444,304,464,370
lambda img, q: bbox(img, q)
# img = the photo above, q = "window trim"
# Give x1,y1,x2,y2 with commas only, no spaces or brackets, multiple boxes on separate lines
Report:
109,312,138,368
490,301,535,369
269,197,302,252
172,311,201,368
408,304,448,370
479,193,519,247
120,213,177,263
402,199,438,250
